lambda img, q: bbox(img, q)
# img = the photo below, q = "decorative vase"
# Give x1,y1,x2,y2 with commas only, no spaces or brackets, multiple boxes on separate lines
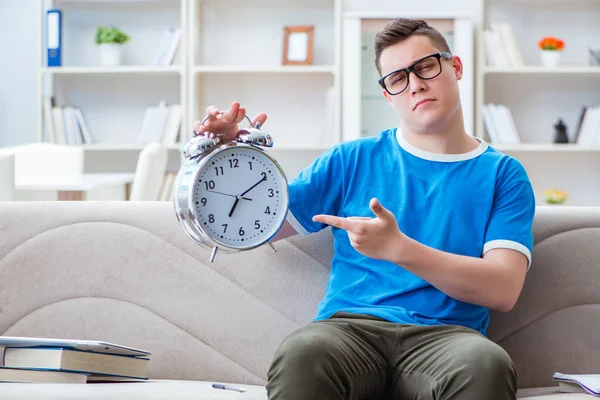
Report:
99,44,123,66
541,50,561,68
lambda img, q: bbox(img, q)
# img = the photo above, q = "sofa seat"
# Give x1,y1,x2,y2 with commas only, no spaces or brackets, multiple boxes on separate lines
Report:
0,380,585,399
0,380,267,400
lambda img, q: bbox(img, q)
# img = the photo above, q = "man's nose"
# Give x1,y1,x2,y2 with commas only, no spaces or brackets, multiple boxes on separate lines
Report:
409,73,427,94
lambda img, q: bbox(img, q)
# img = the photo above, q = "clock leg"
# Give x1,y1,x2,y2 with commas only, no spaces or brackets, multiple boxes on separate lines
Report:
209,246,219,263
267,241,276,253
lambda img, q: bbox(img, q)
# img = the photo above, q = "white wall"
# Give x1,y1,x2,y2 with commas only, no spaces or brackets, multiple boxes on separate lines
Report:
0,0,39,148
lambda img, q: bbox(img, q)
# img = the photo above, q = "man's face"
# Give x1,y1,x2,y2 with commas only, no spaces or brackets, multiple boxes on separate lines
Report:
379,35,463,132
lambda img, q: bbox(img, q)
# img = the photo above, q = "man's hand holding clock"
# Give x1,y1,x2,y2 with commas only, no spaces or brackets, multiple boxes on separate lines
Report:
193,101,271,219
193,101,267,142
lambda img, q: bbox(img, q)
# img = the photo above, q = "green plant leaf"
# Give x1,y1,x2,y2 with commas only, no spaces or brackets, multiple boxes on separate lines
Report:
95,26,130,45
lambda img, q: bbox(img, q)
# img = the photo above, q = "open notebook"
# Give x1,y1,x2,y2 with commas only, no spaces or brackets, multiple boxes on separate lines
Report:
0,336,149,357
553,372,600,396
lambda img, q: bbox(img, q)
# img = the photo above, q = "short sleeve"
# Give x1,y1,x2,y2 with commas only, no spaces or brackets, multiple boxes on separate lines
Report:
483,180,536,270
286,146,345,235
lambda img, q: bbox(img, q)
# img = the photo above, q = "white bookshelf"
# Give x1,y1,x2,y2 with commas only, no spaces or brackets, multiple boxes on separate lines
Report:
37,0,188,156
475,0,600,206
187,0,342,152
36,0,343,178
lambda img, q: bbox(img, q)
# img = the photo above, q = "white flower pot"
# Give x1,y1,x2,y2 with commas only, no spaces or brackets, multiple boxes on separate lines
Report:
99,43,123,66
541,50,561,68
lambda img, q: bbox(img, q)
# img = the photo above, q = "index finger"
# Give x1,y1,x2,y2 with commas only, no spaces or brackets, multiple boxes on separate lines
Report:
252,112,268,128
312,215,360,231
221,101,240,123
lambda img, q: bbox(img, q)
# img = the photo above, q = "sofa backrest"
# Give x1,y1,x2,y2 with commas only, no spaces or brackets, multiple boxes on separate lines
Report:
0,202,599,388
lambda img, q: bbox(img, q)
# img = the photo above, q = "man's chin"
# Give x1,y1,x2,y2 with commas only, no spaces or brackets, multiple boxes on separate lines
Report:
410,116,445,133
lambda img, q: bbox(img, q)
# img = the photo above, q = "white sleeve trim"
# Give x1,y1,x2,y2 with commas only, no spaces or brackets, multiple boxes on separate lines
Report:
483,239,532,270
286,209,312,236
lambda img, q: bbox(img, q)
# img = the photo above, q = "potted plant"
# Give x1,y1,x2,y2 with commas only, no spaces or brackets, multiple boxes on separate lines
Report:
538,36,565,68
543,188,568,205
96,26,130,66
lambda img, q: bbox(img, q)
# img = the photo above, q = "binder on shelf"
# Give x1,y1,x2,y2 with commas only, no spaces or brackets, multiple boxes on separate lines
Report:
46,9,62,67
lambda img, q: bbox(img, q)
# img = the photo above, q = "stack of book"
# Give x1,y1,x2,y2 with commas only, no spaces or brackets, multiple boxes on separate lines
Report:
0,336,150,384
553,372,600,396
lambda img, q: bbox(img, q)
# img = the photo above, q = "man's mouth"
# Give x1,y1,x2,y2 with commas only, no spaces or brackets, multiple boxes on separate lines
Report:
414,98,436,110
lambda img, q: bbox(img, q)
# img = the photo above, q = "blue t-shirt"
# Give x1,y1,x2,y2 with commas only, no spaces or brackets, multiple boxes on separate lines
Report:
286,128,535,335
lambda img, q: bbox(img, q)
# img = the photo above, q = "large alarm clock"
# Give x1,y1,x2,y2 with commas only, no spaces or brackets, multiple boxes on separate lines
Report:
173,115,289,262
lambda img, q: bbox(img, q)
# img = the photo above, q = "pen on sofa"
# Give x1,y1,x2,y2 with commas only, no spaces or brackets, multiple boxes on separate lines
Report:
212,383,247,393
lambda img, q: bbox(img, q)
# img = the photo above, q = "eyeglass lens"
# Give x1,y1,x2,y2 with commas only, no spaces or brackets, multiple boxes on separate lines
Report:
383,56,441,95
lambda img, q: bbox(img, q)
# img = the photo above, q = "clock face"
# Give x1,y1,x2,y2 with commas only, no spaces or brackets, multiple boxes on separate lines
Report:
193,145,288,249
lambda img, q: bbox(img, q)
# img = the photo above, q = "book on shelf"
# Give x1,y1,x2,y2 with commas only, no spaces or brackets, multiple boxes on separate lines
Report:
482,103,521,145
152,28,182,66
0,336,150,384
553,372,600,396
136,101,182,145
574,105,600,146
483,22,524,68
43,98,93,146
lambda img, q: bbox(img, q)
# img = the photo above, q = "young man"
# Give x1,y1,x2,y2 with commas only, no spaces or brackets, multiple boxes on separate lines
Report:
194,18,535,400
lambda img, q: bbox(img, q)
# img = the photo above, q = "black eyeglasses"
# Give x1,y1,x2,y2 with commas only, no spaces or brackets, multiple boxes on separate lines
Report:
378,52,452,96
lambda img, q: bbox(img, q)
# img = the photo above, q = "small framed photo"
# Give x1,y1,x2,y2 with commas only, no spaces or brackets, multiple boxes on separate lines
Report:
282,26,314,65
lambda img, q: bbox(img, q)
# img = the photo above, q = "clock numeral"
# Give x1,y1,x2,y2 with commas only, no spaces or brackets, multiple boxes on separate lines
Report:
200,197,207,206
215,166,224,176
239,227,245,236
205,180,215,190
261,172,267,180
229,159,239,168
222,224,228,233
248,161,253,170
268,188,274,197
208,214,215,223
254,220,261,229
265,206,271,215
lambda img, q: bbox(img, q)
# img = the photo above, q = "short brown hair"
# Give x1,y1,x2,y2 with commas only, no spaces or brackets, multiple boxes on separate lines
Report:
374,18,451,75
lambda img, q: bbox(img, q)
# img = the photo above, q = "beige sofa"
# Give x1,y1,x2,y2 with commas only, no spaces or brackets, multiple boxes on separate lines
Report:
0,201,599,399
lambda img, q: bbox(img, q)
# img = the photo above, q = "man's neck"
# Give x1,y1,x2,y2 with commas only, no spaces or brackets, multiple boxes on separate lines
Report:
401,112,478,154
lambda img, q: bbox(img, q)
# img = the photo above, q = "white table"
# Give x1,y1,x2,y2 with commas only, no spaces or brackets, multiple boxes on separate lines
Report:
15,173,136,201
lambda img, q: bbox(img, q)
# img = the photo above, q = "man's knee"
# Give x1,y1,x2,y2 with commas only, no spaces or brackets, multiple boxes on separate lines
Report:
464,339,516,381
269,323,339,373
448,335,517,397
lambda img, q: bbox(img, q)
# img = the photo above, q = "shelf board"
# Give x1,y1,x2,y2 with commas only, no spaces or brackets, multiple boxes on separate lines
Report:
81,143,183,151
42,66,183,75
193,65,336,74
484,66,600,75
79,143,329,152
267,146,331,151
492,143,600,152
55,0,178,3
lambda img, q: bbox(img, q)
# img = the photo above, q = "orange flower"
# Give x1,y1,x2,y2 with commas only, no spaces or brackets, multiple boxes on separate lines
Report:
538,36,565,51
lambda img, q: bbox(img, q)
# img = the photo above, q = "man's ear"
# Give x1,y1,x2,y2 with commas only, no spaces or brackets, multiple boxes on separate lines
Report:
451,55,463,80
382,89,392,104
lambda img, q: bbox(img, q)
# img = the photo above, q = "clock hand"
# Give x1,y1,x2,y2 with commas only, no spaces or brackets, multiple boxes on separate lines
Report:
229,176,267,218
228,197,240,218
239,176,267,197
206,189,252,201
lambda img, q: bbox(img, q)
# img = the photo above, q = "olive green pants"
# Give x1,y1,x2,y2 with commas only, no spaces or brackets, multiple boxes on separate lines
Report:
266,312,517,400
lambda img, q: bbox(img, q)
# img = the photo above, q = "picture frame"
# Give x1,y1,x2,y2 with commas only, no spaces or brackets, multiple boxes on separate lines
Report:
282,25,314,65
